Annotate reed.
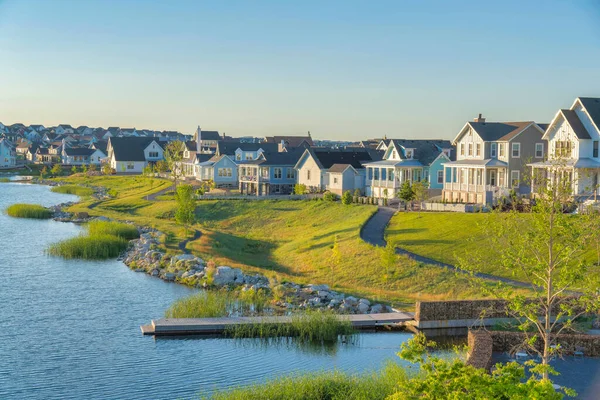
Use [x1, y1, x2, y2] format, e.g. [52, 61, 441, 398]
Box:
[165, 289, 270, 319]
[50, 185, 94, 197]
[6, 203, 52, 219]
[47, 234, 128, 259]
[87, 220, 139, 240]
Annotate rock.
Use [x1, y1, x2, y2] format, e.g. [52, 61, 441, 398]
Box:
[344, 296, 358, 306]
[75, 211, 89, 219]
[96, 216, 110, 222]
[370, 304, 384, 314]
[357, 302, 370, 313]
[593, 319, 600, 329]
[358, 298, 371, 306]
[317, 290, 331, 299]
[213, 266, 238, 286]
[308, 284, 330, 291]
[150, 269, 159, 277]
[164, 272, 176, 282]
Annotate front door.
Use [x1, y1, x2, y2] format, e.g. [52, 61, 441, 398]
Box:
[489, 170, 496, 186]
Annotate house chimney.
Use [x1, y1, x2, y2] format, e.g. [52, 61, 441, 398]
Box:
[474, 113, 486, 123]
[196, 126, 201, 154]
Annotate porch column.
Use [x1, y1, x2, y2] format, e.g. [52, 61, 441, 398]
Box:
[482, 167, 487, 189]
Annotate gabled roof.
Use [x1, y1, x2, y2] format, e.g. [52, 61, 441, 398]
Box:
[466, 121, 533, 142]
[560, 109, 591, 139]
[263, 135, 314, 147]
[108, 137, 162, 162]
[387, 139, 454, 165]
[216, 140, 279, 155]
[578, 97, 600, 133]
[194, 153, 213, 163]
[197, 130, 221, 141]
[328, 164, 357, 174]
[64, 147, 96, 156]
[296, 148, 376, 170]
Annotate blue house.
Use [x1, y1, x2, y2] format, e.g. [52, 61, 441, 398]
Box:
[196, 154, 238, 188]
[238, 150, 304, 195]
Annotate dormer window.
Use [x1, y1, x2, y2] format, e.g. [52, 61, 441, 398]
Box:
[405, 149, 414, 159]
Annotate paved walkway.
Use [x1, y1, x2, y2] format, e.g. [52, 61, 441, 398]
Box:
[360, 207, 531, 288]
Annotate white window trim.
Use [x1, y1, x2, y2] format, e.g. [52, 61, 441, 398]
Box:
[511, 170, 520, 187]
[468, 143, 473, 156]
[437, 170, 443, 184]
[511, 143, 521, 158]
[490, 143, 497, 158]
[476, 143, 481, 157]
[535, 143, 544, 158]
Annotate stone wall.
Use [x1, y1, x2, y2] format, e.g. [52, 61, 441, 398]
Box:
[490, 331, 600, 357]
[415, 300, 509, 322]
[466, 330, 493, 370]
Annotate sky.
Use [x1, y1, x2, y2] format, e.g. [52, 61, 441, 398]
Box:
[0, 0, 599, 140]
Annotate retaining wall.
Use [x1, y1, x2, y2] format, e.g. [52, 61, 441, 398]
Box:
[466, 330, 493, 370]
[490, 331, 600, 357]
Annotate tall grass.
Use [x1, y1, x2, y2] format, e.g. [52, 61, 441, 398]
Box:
[87, 220, 139, 240]
[209, 362, 407, 400]
[47, 234, 128, 259]
[51, 185, 94, 196]
[5, 203, 52, 219]
[165, 290, 270, 318]
[225, 310, 356, 343]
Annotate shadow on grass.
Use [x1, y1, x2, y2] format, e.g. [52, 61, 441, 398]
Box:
[310, 227, 356, 241]
[385, 228, 427, 235]
[209, 231, 298, 276]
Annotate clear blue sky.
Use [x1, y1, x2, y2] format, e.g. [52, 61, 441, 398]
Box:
[1, 0, 599, 140]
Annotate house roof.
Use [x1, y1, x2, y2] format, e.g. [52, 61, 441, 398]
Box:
[194, 154, 213, 163]
[198, 130, 221, 141]
[578, 97, 600, 132]
[328, 164, 356, 173]
[237, 149, 304, 166]
[109, 137, 162, 161]
[216, 141, 279, 155]
[300, 148, 376, 170]
[263, 135, 314, 147]
[64, 147, 96, 156]
[443, 159, 508, 167]
[529, 158, 600, 169]
[560, 109, 591, 139]
[388, 139, 454, 165]
[467, 121, 533, 142]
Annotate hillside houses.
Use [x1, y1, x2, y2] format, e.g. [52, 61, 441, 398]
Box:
[107, 137, 165, 173]
[0, 138, 16, 168]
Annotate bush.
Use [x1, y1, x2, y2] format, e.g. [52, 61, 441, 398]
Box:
[47, 234, 129, 259]
[341, 191, 353, 205]
[5, 203, 52, 219]
[294, 184, 307, 195]
[51, 185, 94, 197]
[87, 220, 139, 240]
[322, 191, 338, 202]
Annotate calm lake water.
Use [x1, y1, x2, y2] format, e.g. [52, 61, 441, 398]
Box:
[0, 183, 414, 400]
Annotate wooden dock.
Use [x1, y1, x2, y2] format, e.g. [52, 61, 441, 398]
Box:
[141, 312, 414, 336]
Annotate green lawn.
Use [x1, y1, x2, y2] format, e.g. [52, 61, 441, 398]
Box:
[54, 176, 517, 307]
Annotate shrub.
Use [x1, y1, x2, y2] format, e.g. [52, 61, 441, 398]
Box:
[322, 191, 338, 202]
[51, 185, 94, 197]
[47, 234, 128, 259]
[5, 203, 52, 219]
[294, 184, 307, 195]
[341, 190, 353, 205]
[87, 220, 139, 240]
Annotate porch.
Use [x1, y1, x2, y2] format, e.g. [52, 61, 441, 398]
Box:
[530, 159, 600, 200]
[365, 163, 424, 199]
[442, 161, 510, 205]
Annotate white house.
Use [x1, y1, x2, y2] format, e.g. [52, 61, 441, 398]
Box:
[326, 164, 363, 196]
[62, 146, 106, 165]
[107, 137, 164, 173]
[530, 97, 600, 198]
[0, 138, 16, 168]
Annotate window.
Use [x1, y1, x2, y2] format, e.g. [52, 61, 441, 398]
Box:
[392, 150, 397, 159]
[490, 143, 497, 158]
[554, 141, 572, 158]
[511, 143, 520, 158]
[126, 162, 134, 170]
[307, 170, 311, 180]
[274, 168, 282, 179]
[499, 143, 504, 157]
[148, 151, 159, 158]
[468, 143, 473, 156]
[218, 168, 232, 177]
[535, 143, 544, 158]
[388, 169, 394, 181]
[374, 168, 379, 180]
[437, 170, 443, 184]
[405, 149, 413, 159]
[460, 143, 465, 156]
[476, 143, 481, 157]
[367, 168, 373, 180]
[333, 177, 338, 184]
[246, 153, 254, 160]
[286, 168, 295, 179]
[594, 141, 599, 158]
[381, 168, 386, 181]
[236, 153, 241, 161]
[511, 170, 520, 187]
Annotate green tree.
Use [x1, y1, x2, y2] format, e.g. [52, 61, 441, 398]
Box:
[164, 140, 185, 188]
[154, 160, 168, 175]
[50, 164, 62, 177]
[341, 190, 353, 205]
[397, 181, 415, 210]
[88, 163, 97, 172]
[40, 166, 48, 179]
[459, 161, 600, 380]
[175, 184, 196, 235]
[412, 180, 430, 215]
[101, 163, 112, 175]
[294, 183, 307, 195]
[82, 164, 88, 174]
[71, 166, 78, 175]
[143, 164, 155, 200]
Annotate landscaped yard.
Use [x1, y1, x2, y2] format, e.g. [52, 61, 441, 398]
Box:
[56, 176, 520, 306]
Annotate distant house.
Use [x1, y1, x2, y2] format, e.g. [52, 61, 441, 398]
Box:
[294, 148, 381, 193]
[107, 137, 164, 173]
[529, 97, 600, 199]
[0, 138, 16, 168]
[195, 154, 238, 187]
[263, 135, 313, 151]
[216, 141, 279, 161]
[55, 124, 75, 135]
[62, 146, 105, 165]
[442, 115, 546, 204]
[363, 139, 454, 199]
[193, 127, 222, 153]
[35, 145, 62, 164]
[238, 149, 303, 195]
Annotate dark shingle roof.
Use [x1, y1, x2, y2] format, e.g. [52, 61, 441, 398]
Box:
[216, 141, 279, 155]
[328, 164, 355, 173]
[64, 147, 96, 156]
[579, 97, 600, 132]
[263, 136, 314, 147]
[109, 137, 161, 161]
[467, 121, 532, 142]
[561, 109, 591, 139]
[198, 130, 221, 141]
[310, 149, 375, 170]
[388, 139, 453, 165]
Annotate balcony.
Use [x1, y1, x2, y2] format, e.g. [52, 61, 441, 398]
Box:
[443, 182, 508, 192]
[367, 179, 398, 189]
[240, 175, 258, 182]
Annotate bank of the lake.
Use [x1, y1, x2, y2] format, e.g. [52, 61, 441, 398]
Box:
[0, 183, 420, 400]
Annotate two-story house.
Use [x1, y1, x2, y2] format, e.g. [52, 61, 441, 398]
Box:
[529, 97, 600, 198]
[107, 137, 164, 173]
[195, 154, 238, 187]
[238, 149, 303, 195]
[363, 139, 454, 199]
[442, 114, 546, 204]
[0, 138, 16, 168]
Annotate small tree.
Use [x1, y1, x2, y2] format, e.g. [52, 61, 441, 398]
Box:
[412, 180, 430, 215]
[71, 166, 78, 175]
[175, 184, 196, 235]
[397, 181, 415, 210]
[164, 140, 185, 188]
[102, 163, 112, 175]
[50, 164, 62, 177]
[40, 166, 48, 179]
[88, 163, 97, 173]
[82, 164, 88, 174]
[294, 183, 307, 195]
[154, 160, 168, 175]
[382, 188, 389, 206]
[353, 189, 361, 203]
[341, 190, 353, 205]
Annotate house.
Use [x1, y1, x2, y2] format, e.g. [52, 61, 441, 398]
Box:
[62, 146, 105, 165]
[442, 114, 546, 204]
[25, 144, 39, 162]
[529, 97, 600, 199]
[0, 138, 16, 168]
[363, 139, 454, 199]
[55, 124, 75, 135]
[193, 127, 222, 153]
[294, 148, 381, 193]
[107, 137, 164, 173]
[326, 164, 363, 196]
[263, 135, 314, 151]
[35, 144, 62, 164]
[238, 149, 304, 195]
[216, 141, 279, 161]
[195, 154, 238, 187]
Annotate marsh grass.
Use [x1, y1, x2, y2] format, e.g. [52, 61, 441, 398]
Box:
[164, 289, 270, 319]
[6, 203, 52, 219]
[0, 177, 10, 183]
[47, 234, 128, 259]
[88, 220, 139, 240]
[225, 310, 356, 344]
[51, 185, 94, 197]
[208, 362, 407, 400]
